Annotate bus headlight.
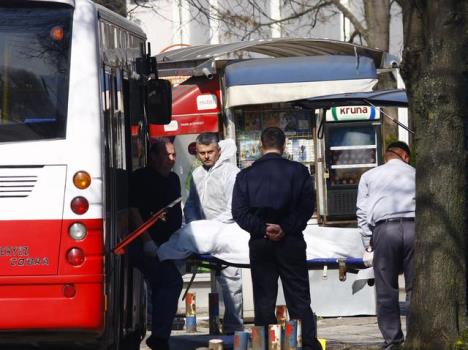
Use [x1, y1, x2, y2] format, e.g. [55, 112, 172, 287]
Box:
[68, 222, 87, 240]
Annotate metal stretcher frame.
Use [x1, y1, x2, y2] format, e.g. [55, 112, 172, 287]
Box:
[182, 254, 367, 299]
[192, 254, 366, 270]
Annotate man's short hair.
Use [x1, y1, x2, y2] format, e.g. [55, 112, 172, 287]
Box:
[150, 137, 171, 156]
[387, 141, 411, 157]
[261, 127, 286, 150]
[196, 132, 219, 146]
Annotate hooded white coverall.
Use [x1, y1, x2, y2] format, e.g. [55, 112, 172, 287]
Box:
[184, 139, 243, 333]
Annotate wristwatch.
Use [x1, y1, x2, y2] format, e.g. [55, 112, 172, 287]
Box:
[365, 246, 373, 253]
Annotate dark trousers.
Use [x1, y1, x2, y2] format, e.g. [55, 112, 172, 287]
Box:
[373, 220, 414, 348]
[249, 235, 321, 350]
[129, 242, 183, 340]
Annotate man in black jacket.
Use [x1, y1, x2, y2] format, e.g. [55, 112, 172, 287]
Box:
[232, 127, 321, 350]
[129, 138, 183, 350]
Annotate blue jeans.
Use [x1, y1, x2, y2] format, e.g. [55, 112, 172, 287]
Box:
[129, 241, 183, 339]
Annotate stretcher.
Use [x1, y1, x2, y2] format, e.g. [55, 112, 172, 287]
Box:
[190, 254, 366, 271]
[180, 253, 370, 334]
[113, 197, 182, 255]
[182, 254, 367, 299]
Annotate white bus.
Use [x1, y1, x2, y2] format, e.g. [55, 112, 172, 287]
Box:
[0, 0, 170, 348]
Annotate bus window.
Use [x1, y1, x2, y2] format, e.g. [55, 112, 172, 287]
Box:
[0, 5, 73, 142]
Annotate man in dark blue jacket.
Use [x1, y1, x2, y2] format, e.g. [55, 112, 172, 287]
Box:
[232, 127, 321, 350]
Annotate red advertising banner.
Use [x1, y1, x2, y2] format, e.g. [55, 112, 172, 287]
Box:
[149, 113, 219, 137]
[149, 76, 221, 137]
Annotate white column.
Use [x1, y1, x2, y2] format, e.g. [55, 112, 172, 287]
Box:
[209, 0, 220, 44]
[270, 0, 281, 38]
[394, 69, 409, 143]
[172, 0, 191, 44]
[224, 109, 236, 142]
[172, 0, 182, 43]
[339, 0, 351, 41]
[181, 0, 191, 44]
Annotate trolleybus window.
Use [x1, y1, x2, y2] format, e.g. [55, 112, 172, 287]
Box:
[0, 5, 72, 142]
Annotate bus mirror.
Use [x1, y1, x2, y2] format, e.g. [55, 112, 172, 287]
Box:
[146, 79, 172, 125]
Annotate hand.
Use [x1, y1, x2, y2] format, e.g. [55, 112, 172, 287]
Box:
[265, 223, 285, 241]
[143, 240, 159, 257]
[363, 250, 374, 267]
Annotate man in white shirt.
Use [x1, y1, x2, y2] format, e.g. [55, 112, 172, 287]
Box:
[356, 141, 415, 350]
[184, 133, 243, 334]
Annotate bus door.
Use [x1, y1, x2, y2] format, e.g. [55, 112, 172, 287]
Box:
[102, 64, 146, 347]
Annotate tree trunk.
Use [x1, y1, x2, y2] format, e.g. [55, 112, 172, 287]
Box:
[399, 1, 468, 349]
[363, 0, 390, 51]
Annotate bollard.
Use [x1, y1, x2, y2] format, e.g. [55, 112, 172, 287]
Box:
[296, 319, 302, 350]
[233, 331, 249, 350]
[268, 324, 282, 350]
[186, 292, 196, 315]
[338, 258, 347, 281]
[209, 292, 221, 335]
[275, 305, 288, 327]
[251, 325, 266, 350]
[208, 338, 224, 350]
[322, 265, 328, 280]
[186, 315, 197, 332]
[185, 292, 197, 332]
[284, 320, 297, 350]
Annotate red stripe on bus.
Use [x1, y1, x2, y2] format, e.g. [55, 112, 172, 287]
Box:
[0, 283, 104, 330]
[0, 218, 105, 330]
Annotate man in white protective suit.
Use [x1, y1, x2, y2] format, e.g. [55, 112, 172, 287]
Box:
[184, 132, 243, 334]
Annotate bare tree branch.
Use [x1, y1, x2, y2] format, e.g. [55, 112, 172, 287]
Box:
[328, 0, 368, 40]
[127, 0, 398, 50]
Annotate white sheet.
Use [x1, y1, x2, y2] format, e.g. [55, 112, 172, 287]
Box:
[157, 220, 365, 264]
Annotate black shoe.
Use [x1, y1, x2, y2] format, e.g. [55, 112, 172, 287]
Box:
[146, 336, 170, 350]
[303, 338, 324, 350]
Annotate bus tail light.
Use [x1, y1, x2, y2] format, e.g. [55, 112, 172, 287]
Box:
[63, 284, 76, 298]
[67, 248, 85, 266]
[68, 222, 87, 240]
[71, 196, 89, 215]
[73, 171, 91, 189]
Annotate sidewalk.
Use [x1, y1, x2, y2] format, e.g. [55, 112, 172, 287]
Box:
[142, 315, 407, 350]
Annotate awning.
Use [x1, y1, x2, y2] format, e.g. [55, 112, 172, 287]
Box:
[295, 89, 408, 109]
[155, 38, 397, 78]
[295, 89, 413, 134]
[150, 76, 220, 137]
[224, 56, 378, 108]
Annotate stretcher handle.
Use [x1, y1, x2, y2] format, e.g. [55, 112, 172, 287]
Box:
[113, 197, 182, 255]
